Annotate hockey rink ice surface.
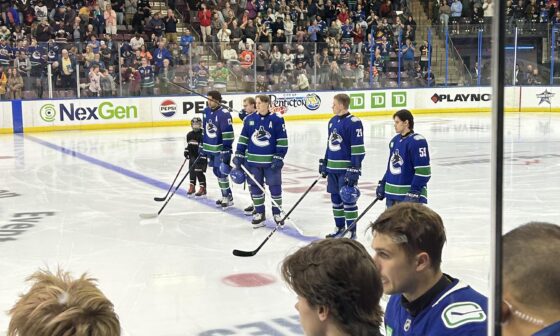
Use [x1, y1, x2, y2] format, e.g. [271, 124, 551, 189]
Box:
[1, 113, 559, 335]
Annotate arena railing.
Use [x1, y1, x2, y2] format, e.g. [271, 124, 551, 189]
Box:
[5, 23, 558, 101]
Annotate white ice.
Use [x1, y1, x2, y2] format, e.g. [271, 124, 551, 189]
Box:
[0, 113, 559, 335]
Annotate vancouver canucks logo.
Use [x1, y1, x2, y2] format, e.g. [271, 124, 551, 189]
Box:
[206, 119, 217, 139]
[328, 128, 343, 152]
[389, 149, 404, 175]
[251, 126, 271, 147]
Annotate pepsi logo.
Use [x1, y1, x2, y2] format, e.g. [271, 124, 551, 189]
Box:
[160, 99, 177, 118]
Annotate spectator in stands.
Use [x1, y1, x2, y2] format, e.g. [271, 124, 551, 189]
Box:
[104, 4, 118, 35]
[199, 5, 214, 44]
[296, 68, 310, 90]
[147, 12, 165, 37]
[328, 60, 341, 89]
[211, 61, 229, 92]
[530, 67, 542, 85]
[129, 66, 141, 95]
[158, 58, 174, 95]
[239, 44, 255, 69]
[418, 40, 431, 72]
[0, 66, 6, 97]
[192, 59, 209, 90]
[179, 28, 194, 61]
[255, 74, 270, 92]
[316, 48, 331, 88]
[100, 68, 114, 96]
[153, 40, 172, 74]
[242, 19, 257, 42]
[125, 0, 137, 28]
[284, 15, 294, 43]
[450, 0, 463, 32]
[222, 43, 238, 64]
[164, 9, 178, 44]
[401, 37, 415, 76]
[113, 0, 125, 26]
[139, 44, 153, 62]
[217, 22, 232, 54]
[92, 4, 105, 35]
[482, 0, 493, 18]
[501, 222, 560, 336]
[139, 56, 155, 95]
[87, 64, 101, 96]
[7, 268, 120, 336]
[15, 52, 31, 87]
[59, 49, 76, 91]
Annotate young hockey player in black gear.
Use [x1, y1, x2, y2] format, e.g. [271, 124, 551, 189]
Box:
[185, 117, 208, 197]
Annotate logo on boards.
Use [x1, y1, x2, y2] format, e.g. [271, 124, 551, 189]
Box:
[349, 92, 407, 110]
[39, 102, 138, 122]
[160, 99, 177, 118]
[536, 89, 555, 105]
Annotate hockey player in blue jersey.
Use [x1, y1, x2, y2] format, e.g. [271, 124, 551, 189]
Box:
[502, 222, 560, 336]
[238, 96, 257, 216]
[200, 90, 235, 208]
[370, 203, 488, 336]
[233, 94, 288, 228]
[319, 94, 365, 239]
[376, 109, 431, 207]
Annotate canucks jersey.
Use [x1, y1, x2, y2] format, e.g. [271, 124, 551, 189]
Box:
[138, 65, 155, 87]
[384, 278, 488, 336]
[382, 132, 430, 202]
[324, 113, 365, 173]
[202, 106, 234, 154]
[236, 111, 288, 167]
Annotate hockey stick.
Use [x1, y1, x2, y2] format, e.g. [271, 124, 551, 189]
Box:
[168, 81, 242, 114]
[140, 156, 201, 219]
[233, 173, 322, 257]
[154, 158, 187, 202]
[238, 164, 306, 235]
[337, 197, 380, 238]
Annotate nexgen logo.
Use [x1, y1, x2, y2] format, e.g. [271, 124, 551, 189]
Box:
[40, 102, 138, 122]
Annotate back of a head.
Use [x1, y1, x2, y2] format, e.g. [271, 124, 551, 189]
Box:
[281, 238, 383, 335]
[8, 269, 120, 336]
[503, 222, 560, 311]
[369, 203, 446, 270]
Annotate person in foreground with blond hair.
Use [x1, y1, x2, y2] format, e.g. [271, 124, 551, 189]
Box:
[8, 268, 120, 336]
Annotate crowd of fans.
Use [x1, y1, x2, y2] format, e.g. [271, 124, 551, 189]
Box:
[0, 0, 556, 100]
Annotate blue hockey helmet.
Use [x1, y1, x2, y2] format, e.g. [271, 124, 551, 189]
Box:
[340, 185, 361, 203]
[219, 162, 232, 175]
[230, 167, 246, 184]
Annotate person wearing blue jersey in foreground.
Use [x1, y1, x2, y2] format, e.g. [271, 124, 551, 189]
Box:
[502, 222, 560, 336]
[320, 93, 365, 239]
[376, 109, 431, 207]
[370, 203, 488, 336]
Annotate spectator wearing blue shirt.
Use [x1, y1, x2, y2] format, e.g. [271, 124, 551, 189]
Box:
[152, 41, 172, 74]
[307, 20, 320, 42]
[401, 37, 415, 76]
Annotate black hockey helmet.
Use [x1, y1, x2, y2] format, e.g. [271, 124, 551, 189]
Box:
[191, 117, 202, 128]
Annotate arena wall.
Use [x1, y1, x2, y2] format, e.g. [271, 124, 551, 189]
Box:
[0, 86, 558, 133]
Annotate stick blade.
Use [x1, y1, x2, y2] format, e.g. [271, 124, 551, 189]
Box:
[232, 249, 257, 257]
[139, 213, 158, 219]
[153, 197, 166, 202]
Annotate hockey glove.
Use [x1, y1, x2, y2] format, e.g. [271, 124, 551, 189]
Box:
[403, 190, 421, 203]
[318, 158, 327, 178]
[232, 152, 245, 168]
[344, 167, 361, 187]
[271, 155, 284, 170]
[376, 180, 385, 200]
[183, 149, 190, 159]
[221, 149, 232, 164]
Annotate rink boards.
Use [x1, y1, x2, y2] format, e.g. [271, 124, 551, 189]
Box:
[0, 86, 558, 133]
